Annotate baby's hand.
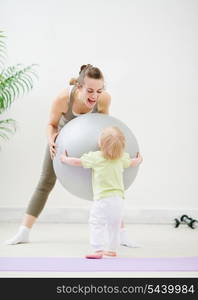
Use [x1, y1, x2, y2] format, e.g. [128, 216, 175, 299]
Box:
[60, 154, 66, 163]
[136, 152, 143, 165]
[131, 152, 143, 167]
[60, 150, 68, 163]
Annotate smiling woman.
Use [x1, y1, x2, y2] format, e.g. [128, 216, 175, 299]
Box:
[68, 65, 106, 116]
[70, 64, 104, 109]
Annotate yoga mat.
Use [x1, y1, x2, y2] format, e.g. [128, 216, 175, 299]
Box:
[0, 257, 198, 272]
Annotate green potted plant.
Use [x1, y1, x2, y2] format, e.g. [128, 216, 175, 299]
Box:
[0, 31, 38, 143]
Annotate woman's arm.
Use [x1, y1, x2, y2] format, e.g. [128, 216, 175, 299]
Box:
[47, 89, 69, 159]
[97, 91, 111, 114]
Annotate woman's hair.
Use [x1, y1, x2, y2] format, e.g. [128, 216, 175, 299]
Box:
[100, 126, 126, 160]
[69, 64, 104, 86]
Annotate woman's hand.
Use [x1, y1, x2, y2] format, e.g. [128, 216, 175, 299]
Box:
[49, 132, 59, 159]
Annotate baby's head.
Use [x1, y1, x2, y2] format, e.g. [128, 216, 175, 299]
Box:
[99, 126, 126, 160]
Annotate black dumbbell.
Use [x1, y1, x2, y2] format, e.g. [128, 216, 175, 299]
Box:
[174, 218, 181, 228]
[174, 215, 198, 229]
[180, 214, 197, 229]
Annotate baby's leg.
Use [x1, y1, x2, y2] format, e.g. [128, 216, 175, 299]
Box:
[85, 200, 106, 259]
[106, 196, 123, 255]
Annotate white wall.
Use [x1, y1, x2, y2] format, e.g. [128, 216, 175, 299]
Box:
[0, 0, 198, 221]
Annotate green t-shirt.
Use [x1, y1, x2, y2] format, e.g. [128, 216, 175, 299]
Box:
[81, 151, 131, 200]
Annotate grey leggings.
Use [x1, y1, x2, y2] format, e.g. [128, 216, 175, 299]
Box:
[26, 146, 56, 217]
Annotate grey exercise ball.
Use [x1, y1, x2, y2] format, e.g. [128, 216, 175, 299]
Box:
[53, 113, 139, 200]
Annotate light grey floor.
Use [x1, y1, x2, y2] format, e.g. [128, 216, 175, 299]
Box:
[0, 223, 198, 278]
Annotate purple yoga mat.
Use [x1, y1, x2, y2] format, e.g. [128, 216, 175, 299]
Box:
[0, 257, 198, 272]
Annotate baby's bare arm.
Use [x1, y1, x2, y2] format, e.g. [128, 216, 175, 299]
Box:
[60, 153, 82, 166]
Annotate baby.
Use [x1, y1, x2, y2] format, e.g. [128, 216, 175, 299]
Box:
[61, 126, 142, 258]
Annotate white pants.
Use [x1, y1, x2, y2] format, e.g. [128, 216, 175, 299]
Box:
[89, 196, 123, 252]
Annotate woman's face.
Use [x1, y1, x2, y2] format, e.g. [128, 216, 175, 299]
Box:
[78, 76, 104, 109]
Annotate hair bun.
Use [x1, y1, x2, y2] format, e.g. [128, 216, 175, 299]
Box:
[79, 64, 93, 74]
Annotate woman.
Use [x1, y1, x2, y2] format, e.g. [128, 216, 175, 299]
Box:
[5, 64, 134, 247]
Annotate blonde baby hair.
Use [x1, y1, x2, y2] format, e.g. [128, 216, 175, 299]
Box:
[100, 126, 126, 160]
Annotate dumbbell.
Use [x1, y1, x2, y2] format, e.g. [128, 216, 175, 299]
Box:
[174, 214, 198, 229]
[180, 214, 197, 229]
[174, 218, 181, 228]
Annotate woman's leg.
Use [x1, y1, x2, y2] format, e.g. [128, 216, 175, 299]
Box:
[120, 220, 133, 247]
[25, 145, 57, 217]
[22, 214, 37, 229]
[5, 146, 56, 245]
[120, 221, 141, 248]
